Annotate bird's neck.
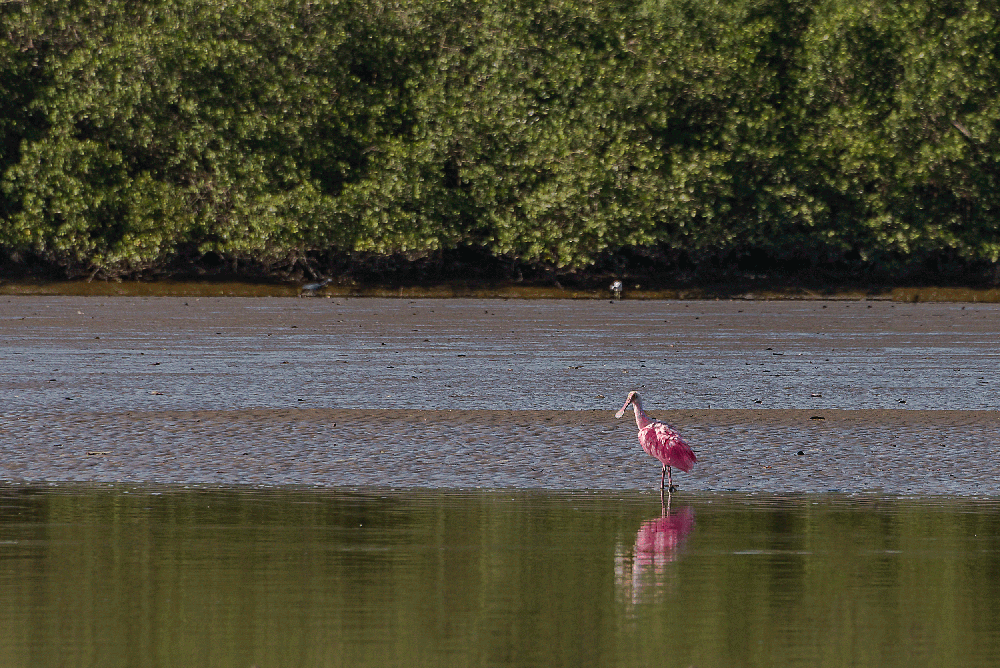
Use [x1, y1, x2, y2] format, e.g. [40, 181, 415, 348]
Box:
[632, 403, 652, 429]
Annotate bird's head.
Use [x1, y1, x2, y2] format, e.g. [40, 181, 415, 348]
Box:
[615, 391, 641, 418]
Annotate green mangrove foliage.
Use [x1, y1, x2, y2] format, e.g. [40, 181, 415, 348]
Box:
[1, 0, 999, 279]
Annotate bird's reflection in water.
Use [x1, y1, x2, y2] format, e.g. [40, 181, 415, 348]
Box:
[615, 491, 695, 605]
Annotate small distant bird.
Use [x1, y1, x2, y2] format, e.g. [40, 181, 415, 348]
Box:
[616, 391, 697, 491]
[610, 280, 623, 299]
[300, 278, 332, 296]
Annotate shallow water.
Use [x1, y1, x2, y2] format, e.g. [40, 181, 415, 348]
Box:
[1, 408, 998, 495]
[2, 296, 998, 413]
[2, 485, 1000, 668]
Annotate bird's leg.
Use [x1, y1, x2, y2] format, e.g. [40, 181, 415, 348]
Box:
[667, 466, 676, 493]
[660, 464, 666, 490]
[660, 486, 672, 514]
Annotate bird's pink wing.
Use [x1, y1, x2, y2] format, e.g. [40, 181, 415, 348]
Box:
[638, 422, 697, 472]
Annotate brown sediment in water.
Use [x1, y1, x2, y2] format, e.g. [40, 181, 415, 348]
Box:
[2, 279, 1000, 301]
[116, 407, 1000, 427]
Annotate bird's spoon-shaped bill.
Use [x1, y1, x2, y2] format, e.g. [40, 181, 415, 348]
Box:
[615, 398, 632, 419]
[615, 391, 639, 419]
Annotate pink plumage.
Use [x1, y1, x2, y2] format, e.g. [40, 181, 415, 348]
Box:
[638, 423, 697, 473]
[616, 391, 697, 490]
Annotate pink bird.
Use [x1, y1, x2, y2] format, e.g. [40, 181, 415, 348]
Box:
[616, 391, 697, 491]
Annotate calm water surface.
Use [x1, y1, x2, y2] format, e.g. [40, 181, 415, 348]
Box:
[2, 485, 1000, 668]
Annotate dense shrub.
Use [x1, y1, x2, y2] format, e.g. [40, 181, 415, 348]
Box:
[1, 0, 998, 281]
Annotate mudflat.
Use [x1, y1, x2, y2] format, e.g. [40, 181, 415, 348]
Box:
[4, 407, 999, 494]
[1, 296, 997, 493]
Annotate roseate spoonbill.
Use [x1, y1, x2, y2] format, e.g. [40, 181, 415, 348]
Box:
[616, 391, 697, 491]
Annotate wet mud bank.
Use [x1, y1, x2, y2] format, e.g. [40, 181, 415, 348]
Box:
[3, 279, 1000, 302]
[2, 408, 998, 495]
[2, 295, 997, 494]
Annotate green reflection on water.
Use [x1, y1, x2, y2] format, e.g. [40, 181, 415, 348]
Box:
[1, 486, 999, 667]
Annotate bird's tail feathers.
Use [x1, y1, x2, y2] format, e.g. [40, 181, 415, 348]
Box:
[669, 443, 697, 472]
